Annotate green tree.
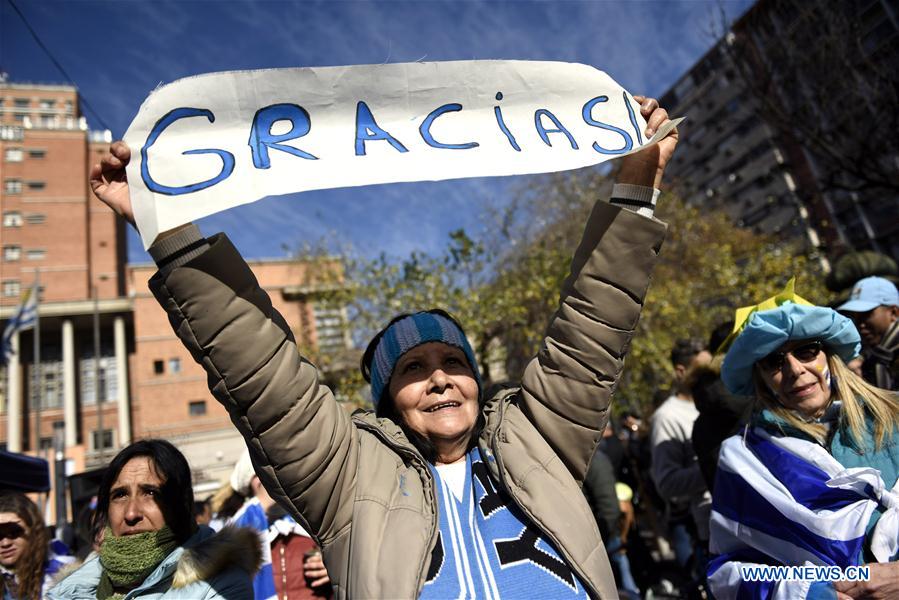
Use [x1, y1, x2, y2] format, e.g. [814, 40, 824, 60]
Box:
[299, 168, 831, 415]
[624, 188, 831, 413]
[477, 169, 831, 414]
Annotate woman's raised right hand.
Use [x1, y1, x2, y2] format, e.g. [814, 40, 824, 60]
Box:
[90, 141, 135, 228]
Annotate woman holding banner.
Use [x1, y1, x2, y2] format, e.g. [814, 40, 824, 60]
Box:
[90, 96, 676, 599]
[708, 284, 899, 600]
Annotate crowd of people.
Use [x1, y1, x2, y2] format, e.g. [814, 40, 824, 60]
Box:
[2, 90, 897, 599]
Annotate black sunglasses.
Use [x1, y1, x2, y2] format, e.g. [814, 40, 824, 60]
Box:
[758, 340, 825, 373]
[0, 522, 26, 540]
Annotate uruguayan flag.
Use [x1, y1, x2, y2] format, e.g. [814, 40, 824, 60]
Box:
[708, 426, 899, 599]
[1, 285, 37, 365]
[230, 497, 277, 600]
[43, 538, 76, 592]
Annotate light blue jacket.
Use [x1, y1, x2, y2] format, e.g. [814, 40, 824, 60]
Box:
[46, 526, 259, 599]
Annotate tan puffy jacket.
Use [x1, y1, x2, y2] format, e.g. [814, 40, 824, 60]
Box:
[149, 201, 666, 599]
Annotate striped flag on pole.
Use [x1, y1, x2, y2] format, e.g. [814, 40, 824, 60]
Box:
[1, 284, 38, 365]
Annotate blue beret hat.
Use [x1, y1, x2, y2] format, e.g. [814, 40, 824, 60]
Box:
[721, 303, 861, 396]
[369, 312, 481, 407]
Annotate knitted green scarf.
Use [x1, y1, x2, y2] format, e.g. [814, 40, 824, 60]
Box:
[97, 526, 178, 600]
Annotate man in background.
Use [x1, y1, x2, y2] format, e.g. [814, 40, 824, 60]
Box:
[838, 276, 899, 390]
[650, 339, 712, 571]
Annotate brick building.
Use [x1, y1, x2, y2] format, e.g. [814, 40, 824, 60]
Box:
[0, 82, 126, 468]
[1, 81, 350, 514]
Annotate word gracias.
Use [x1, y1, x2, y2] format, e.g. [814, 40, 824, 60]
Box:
[140, 91, 646, 196]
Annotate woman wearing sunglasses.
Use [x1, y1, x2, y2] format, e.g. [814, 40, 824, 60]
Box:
[0, 493, 73, 600]
[706, 284, 899, 600]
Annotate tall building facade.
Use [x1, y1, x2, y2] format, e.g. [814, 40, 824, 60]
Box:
[0, 82, 127, 470]
[1, 81, 350, 511]
[660, 0, 899, 261]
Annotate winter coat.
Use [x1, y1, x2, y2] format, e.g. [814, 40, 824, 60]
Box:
[46, 527, 260, 599]
[582, 449, 622, 541]
[691, 368, 754, 492]
[147, 201, 666, 599]
[862, 318, 899, 391]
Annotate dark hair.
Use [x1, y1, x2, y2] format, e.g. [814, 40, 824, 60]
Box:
[215, 490, 246, 521]
[0, 493, 48, 600]
[93, 439, 196, 543]
[361, 308, 484, 462]
[709, 320, 735, 355]
[670, 337, 707, 368]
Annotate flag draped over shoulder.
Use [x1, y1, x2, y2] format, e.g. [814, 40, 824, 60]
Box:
[1, 285, 37, 365]
[708, 425, 899, 599]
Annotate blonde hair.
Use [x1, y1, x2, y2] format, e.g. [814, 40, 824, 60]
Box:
[753, 352, 899, 450]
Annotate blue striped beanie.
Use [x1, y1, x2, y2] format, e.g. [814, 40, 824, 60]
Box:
[370, 312, 481, 407]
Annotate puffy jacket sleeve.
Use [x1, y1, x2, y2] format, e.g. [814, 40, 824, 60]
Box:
[518, 201, 666, 483]
[149, 233, 356, 546]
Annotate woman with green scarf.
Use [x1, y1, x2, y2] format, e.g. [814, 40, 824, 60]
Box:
[48, 440, 261, 599]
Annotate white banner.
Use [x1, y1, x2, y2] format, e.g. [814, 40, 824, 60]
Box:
[123, 60, 680, 248]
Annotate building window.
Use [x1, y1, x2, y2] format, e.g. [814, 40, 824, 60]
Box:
[27, 181, 46, 191]
[168, 357, 181, 374]
[27, 149, 46, 159]
[40, 422, 65, 451]
[2, 281, 20, 297]
[0, 364, 7, 414]
[91, 429, 115, 452]
[39, 115, 56, 128]
[3, 212, 23, 227]
[3, 245, 21, 261]
[28, 349, 63, 409]
[189, 400, 207, 416]
[64, 100, 73, 114]
[4, 179, 22, 194]
[80, 346, 117, 405]
[13, 98, 29, 109]
[38, 99, 55, 110]
[313, 303, 349, 353]
[24, 213, 46, 225]
[4, 147, 23, 162]
[26, 249, 46, 261]
[153, 360, 164, 375]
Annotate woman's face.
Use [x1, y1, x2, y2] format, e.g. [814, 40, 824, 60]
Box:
[107, 456, 167, 537]
[388, 342, 479, 463]
[0, 513, 28, 569]
[757, 340, 832, 418]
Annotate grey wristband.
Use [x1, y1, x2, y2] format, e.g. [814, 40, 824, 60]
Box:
[148, 224, 210, 276]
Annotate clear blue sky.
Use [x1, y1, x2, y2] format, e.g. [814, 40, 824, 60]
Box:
[1, 0, 753, 263]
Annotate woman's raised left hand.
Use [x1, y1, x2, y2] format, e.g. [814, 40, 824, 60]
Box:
[616, 95, 678, 189]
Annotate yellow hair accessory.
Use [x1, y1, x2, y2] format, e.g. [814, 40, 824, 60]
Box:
[717, 277, 813, 354]
[615, 482, 634, 503]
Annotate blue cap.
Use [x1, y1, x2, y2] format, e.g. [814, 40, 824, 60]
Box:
[370, 312, 481, 406]
[838, 276, 899, 313]
[721, 303, 861, 396]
